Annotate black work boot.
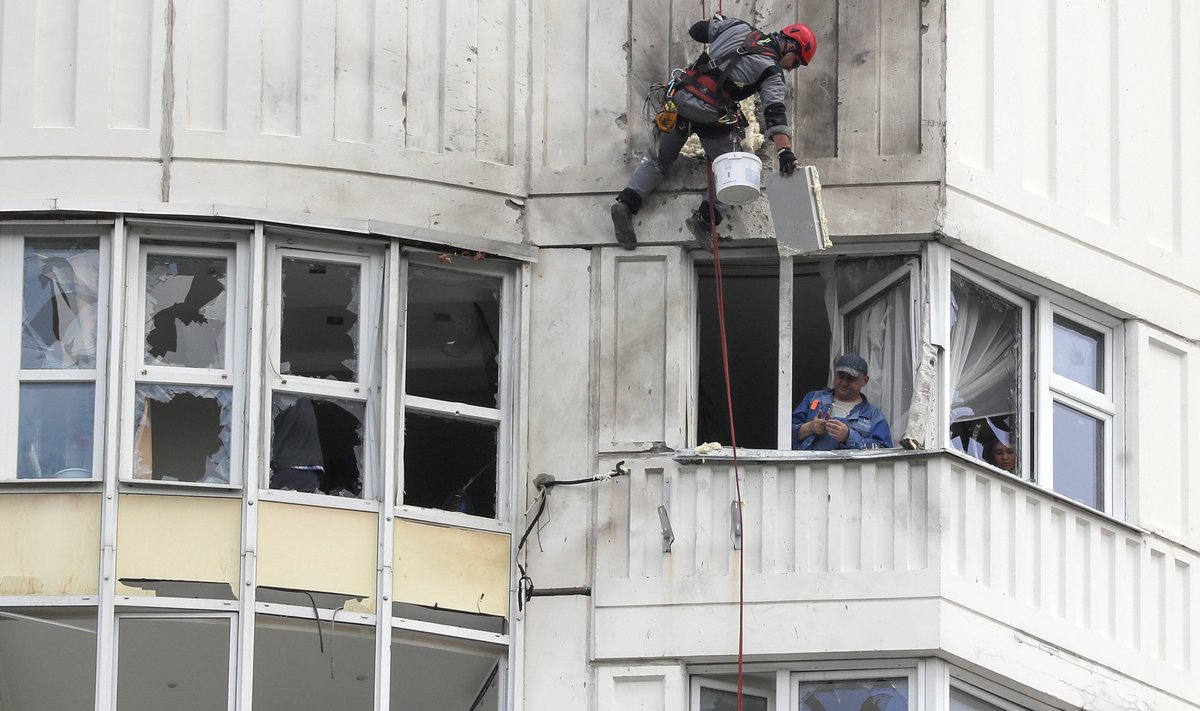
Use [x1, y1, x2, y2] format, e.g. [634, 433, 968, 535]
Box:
[686, 202, 721, 251]
[611, 189, 642, 250]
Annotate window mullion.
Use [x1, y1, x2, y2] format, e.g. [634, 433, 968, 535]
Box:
[777, 255, 793, 450]
[1034, 296, 1054, 488]
[0, 235, 19, 476]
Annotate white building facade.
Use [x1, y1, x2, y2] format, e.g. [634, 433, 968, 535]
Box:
[0, 1, 1195, 710]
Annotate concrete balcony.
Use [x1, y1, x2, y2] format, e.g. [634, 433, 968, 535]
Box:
[593, 450, 1199, 707]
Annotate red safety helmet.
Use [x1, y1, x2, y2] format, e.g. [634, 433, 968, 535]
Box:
[779, 23, 817, 66]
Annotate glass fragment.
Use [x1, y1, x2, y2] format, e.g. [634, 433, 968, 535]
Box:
[144, 254, 228, 368]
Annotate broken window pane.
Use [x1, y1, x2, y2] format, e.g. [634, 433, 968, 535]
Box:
[22, 238, 100, 369]
[270, 394, 365, 497]
[0, 607, 97, 710]
[406, 265, 502, 408]
[403, 412, 496, 517]
[133, 385, 232, 484]
[18, 383, 94, 478]
[145, 254, 228, 368]
[280, 258, 360, 381]
[116, 617, 231, 710]
[253, 615, 374, 711]
[948, 275, 1021, 472]
[390, 632, 503, 711]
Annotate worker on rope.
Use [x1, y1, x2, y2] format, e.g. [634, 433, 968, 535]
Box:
[610, 15, 817, 251]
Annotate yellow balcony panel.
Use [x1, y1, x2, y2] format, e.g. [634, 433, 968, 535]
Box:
[393, 519, 510, 618]
[0, 494, 101, 596]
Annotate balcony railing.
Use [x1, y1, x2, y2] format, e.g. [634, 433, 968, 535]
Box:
[593, 449, 1197, 702]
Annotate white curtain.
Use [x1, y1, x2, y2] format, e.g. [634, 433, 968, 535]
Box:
[947, 275, 1020, 462]
[843, 276, 913, 437]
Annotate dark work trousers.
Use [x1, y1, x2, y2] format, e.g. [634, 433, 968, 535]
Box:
[624, 121, 741, 220]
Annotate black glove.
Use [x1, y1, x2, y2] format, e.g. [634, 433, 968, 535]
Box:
[778, 148, 797, 177]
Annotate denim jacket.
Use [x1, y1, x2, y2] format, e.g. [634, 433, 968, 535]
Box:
[791, 389, 894, 451]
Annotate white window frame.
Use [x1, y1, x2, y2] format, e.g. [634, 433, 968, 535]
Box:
[690, 674, 775, 711]
[948, 257, 1124, 515]
[111, 611, 237, 711]
[262, 238, 385, 504]
[0, 225, 110, 482]
[120, 236, 246, 489]
[792, 666, 919, 711]
[1036, 302, 1120, 513]
[946, 265, 1034, 477]
[396, 252, 517, 526]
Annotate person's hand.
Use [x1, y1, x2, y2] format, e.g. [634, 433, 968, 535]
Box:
[808, 413, 828, 436]
[825, 419, 850, 443]
[778, 148, 797, 177]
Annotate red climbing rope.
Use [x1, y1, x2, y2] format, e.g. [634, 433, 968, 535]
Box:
[705, 164, 745, 711]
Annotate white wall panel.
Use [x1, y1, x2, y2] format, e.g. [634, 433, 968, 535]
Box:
[183, 0, 228, 131]
[33, 0, 79, 128]
[946, 0, 1200, 337]
[259, 0, 302, 136]
[109, 0, 155, 130]
[596, 665, 686, 711]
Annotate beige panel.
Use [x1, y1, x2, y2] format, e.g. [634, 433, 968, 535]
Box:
[392, 519, 509, 618]
[115, 494, 241, 598]
[0, 494, 101, 595]
[258, 501, 377, 612]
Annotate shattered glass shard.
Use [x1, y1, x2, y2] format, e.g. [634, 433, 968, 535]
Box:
[21, 239, 100, 370]
[144, 255, 228, 368]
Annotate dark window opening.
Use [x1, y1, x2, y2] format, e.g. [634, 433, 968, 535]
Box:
[403, 413, 497, 518]
[280, 258, 360, 381]
[405, 266, 502, 408]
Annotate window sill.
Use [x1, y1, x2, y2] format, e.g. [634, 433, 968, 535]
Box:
[119, 478, 242, 497]
[394, 505, 508, 534]
[257, 487, 380, 513]
[0, 478, 102, 493]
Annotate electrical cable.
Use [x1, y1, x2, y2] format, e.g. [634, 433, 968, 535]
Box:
[706, 164, 745, 711]
[466, 662, 501, 711]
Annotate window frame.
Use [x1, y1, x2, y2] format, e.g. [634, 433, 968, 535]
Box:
[261, 238, 385, 504]
[0, 224, 111, 483]
[690, 674, 775, 711]
[792, 666, 918, 711]
[111, 611, 238, 711]
[947, 256, 1124, 515]
[120, 235, 246, 489]
[395, 251, 518, 526]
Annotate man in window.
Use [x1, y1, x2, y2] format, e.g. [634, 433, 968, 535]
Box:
[792, 354, 893, 450]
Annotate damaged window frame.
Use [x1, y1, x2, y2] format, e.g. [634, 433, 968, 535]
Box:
[113, 611, 237, 711]
[121, 233, 246, 489]
[263, 237, 384, 504]
[0, 225, 110, 482]
[945, 256, 1123, 515]
[692, 245, 924, 451]
[396, 251, 516, 524]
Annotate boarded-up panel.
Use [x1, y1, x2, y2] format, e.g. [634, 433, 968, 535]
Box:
[115, 493, 241, 598]
[598, 248, 688, 450]
[0, 494, 101, 595]
[257, 501, 377, 611]
[392, 519, 509, 618]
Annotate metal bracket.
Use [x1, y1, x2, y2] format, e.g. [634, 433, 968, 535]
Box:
[657, 506, 675, 553]
[730, 500, 743, 550]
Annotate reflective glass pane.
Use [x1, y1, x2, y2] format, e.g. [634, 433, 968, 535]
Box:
[950, 688, 1009, 711]
[948, 275, 1022, 473]
[797, 678, 909, 711]
[133, 385, 232, 484]
[405, 265, 502, 408]
[403, 412, 497, 517]
[701, 687, 769, 711]
[22, 238, 100, 369]
[1053, 316, 1103, 391]
[18, 383, 94, 478]
[390, 632, 503, 711]
[116, 617, 231, 711]
[0, 608, 97, 710]
[253, 616, 373, 711]
[270, 394, 366, 497]
[1053, 403, 1103, 508]
[145, 254, 228, 368]
[280, 258, 360, 381]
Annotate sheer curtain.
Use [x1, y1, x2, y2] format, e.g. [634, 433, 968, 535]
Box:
[844, 277, 913, 437]
[948, 275, 1021, 463]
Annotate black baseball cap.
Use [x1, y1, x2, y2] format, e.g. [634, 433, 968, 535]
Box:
[833, 353, 869, 378]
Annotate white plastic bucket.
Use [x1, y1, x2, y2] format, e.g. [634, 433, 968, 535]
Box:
[711, 151, 763, 205]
